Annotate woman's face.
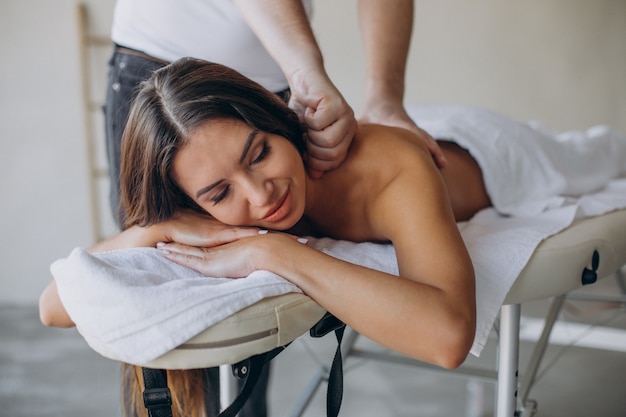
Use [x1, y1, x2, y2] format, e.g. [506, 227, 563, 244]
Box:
[171, 118, 307, 230]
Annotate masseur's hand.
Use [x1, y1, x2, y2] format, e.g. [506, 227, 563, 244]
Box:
[358, 100, 447, 169]
[233, 0, 356, 179]
[288, 69, 357, 179]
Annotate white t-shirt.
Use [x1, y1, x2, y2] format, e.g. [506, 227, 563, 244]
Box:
[112, 0, 313, 92]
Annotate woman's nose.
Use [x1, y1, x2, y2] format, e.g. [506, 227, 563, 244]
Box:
[244, 176, 273, 207]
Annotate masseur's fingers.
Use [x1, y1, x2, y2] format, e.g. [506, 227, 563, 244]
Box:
[408, 125, 447, 169]
[288, 71, 357, 178]
[302, 105, 356, 177]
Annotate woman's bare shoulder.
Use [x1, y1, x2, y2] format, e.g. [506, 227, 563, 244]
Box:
[353, 123, 431, 153]
[347, 124, 435, 185]
[308, 124, 434, 241]
[347, 124, 432, 178]
[340, 124, 448, 236]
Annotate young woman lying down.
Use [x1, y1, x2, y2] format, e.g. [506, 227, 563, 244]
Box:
[39, 58, 626, 416]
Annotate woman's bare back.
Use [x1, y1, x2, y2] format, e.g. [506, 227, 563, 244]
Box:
[301, 124, 491, 241]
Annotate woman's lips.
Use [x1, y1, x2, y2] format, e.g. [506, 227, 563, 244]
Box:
[262, 190, 291, 223]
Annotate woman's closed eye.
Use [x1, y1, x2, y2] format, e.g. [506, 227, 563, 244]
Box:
[211, 185, 230, 205]
[251, 142, 271, 165]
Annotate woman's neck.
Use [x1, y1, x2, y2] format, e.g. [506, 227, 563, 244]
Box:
[289, 175, 324, 236]
[304, 175, 322, 216]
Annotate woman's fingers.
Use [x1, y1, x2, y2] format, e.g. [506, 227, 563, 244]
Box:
[208, 227, 264, 246]
[165, 211, 261, 247]
[157, 241, 228, 276]
[157, 233, 310, 277]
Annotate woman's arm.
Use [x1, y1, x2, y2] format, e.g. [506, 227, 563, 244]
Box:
[39, 280, 74, 327]
[275, 146, 474, 368]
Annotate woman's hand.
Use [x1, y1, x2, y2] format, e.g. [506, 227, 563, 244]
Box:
[157, 232, 308, 278]
[158, 210, 261, 248]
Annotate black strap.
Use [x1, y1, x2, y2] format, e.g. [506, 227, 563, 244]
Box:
[142, 368, 172, 417]
[309, 312, 347, 417]
[326, 326, 345, 417]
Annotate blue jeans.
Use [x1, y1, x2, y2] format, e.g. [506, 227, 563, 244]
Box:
[104, 49, 271, 417]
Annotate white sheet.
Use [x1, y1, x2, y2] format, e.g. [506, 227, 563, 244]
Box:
[52, 106, 626, 365]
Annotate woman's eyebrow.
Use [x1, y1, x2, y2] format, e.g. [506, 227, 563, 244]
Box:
[239, 129, 260, 164]
[195, 128, 261, 199]
[196, 179, 223, 199]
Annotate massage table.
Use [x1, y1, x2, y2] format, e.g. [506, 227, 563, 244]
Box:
[137, 208, 626, 417]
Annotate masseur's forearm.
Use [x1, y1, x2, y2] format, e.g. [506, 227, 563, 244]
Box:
[358, 0, 413, 104]
[233, 0, 324, 81]
[356, 1, 447, 168]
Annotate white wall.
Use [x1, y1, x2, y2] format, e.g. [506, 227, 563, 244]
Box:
[1, 0, 624, 305]
[1, 0, 94, 305]
[313, 0, 626, 131]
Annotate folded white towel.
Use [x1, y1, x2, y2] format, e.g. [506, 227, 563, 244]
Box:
[51, 106, 626, 365]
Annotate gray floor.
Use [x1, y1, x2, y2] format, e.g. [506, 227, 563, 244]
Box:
[2, 277, 626, 417]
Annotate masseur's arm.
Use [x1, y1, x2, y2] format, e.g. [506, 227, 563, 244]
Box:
[234, 0, 356, 178]
[356, 0, 447, 168]
[39, 213, 259, 328]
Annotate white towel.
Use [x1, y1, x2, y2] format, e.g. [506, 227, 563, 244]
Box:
[408, 105, 626, 217]
[52, 106, 626, 365]
[52, 248, 303, 364]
